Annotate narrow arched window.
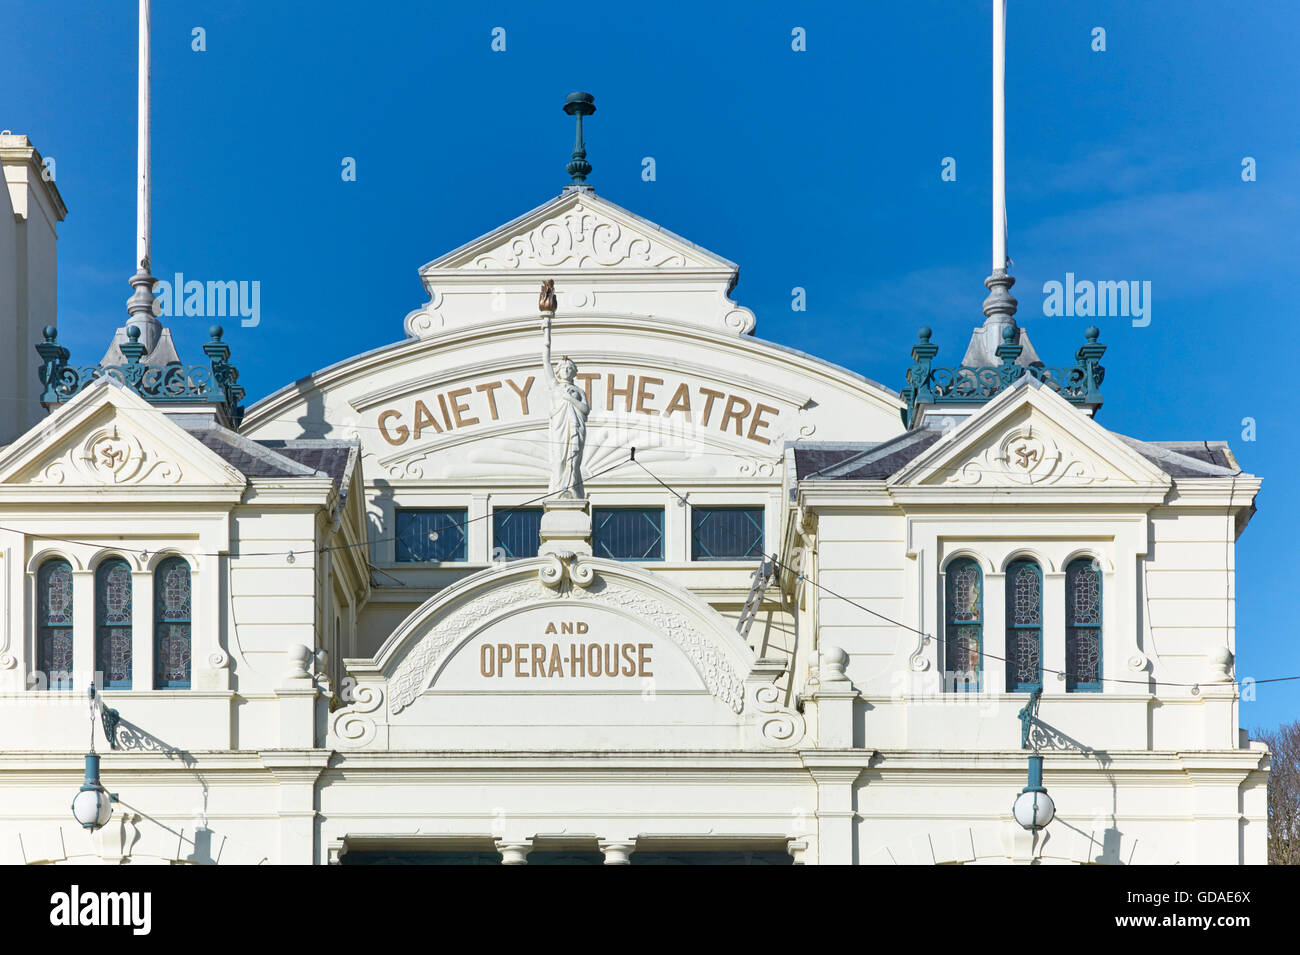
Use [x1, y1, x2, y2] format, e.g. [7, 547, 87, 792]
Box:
[154, 557, 192, 689]
[1005, 560, 1043, 692]
[95, 558, 133, 690]
[945, 558, 982, 692]
[37, 559, 74, 690]
[1066, 558, 1103, 692]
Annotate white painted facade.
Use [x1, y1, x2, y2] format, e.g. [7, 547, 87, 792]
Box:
[0, 180, 1266, 865]
[0, 132, 66, 446]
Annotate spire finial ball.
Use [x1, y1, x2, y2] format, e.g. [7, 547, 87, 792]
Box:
[917, 326, 932, 343]
[209, 325, 224, 340]
[1002, 325, 1017, 342]
[126, 325, 141, 342]
[1085, 326, 1100, 342]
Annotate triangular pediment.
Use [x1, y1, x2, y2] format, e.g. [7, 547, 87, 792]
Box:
[403, 190, 757, 338]
[424, 190, 733, 274]
[0, 380, 247, 490]
[890, 378, 1171, 492]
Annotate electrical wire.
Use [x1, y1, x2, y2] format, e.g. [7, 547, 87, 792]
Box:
[616, 459, 1291, 695]
[13, 428, 1289, 694]
[0, 452, 638, 560]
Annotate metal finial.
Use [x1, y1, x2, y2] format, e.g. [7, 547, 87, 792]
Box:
[563, 91, 596, 186]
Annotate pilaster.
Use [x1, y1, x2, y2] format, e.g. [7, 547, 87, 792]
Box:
[260, 750, 331, 865]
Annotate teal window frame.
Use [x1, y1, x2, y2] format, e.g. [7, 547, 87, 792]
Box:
[690, 506, 765, 561]
[593, 507, 664, 561]
[95, 557, 133, 690]
[1005, 559, 1043, 692]
[944, 557, 983, 693]
[153, 556, 192, 689]
[1065, 558, 1103, 692]
[36, 558, 74, 691]
[395, 508, 469, 563]
[492, 507, 544, 560]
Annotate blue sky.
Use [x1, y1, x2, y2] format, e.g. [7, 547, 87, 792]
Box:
[4, 1, 1297, 728]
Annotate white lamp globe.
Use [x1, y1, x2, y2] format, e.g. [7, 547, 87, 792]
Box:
[71, 752, 114, 831]
[1012, 788, 1055, 831]
[72, 785, 113, 830]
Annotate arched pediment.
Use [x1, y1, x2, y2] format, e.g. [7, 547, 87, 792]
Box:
[355, 554, 754, 712]
[330, 554, 792, 752]
[241, 314, 903, 486]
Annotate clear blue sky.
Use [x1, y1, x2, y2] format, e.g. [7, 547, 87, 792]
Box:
[4, 1, 1297, 729]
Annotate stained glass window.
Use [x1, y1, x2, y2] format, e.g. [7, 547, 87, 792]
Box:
[95, 558, 133, 690]
[154, 557, 192, 689]
[492, 507, 543, 560]
[1005, 560, 1043, 692]
[593, 508, 664, 561]
[1066, 558, 1102, 692]
[37, 559, 74, 691]
[395, 509, 468, 562]
[691, 507, 765, 560]
[945, 557, 982, 692]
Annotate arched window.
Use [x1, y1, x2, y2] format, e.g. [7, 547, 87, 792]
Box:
[154, 557, 192, 689]
[1005, 560, 1043, 692]
[945, 558, 982, 692]
[1066, 558, 1103, 692]
[95, 558, 133, 690]
[37, 559, 74, 690]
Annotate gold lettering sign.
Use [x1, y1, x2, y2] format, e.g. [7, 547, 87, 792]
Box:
[477, 620, 653, 679]
[376, 371, 781, 447]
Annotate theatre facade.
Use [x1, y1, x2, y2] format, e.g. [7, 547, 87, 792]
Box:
[0, 147, 1268, 864]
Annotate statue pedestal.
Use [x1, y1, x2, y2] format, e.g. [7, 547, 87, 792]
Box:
[539, 497, 592, 557]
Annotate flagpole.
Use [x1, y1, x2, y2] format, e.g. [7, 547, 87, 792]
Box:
[976, 0, 1019, 353]
[125, 0, 159, 345]
[992, 0, 1006, 272]
[137, 0, 150, 271]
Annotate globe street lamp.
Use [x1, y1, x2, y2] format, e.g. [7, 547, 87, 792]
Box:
[1012, 687, 1055, 832]
[71, 684, 117, 831]
[1011, 754, 1056, 831]
[71, 752, 115, 830]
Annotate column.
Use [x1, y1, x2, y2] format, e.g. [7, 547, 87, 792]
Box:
[262, 751, 330, 865]
[809, 647, 859, 748]
[469, 493, 490, 563]
[984, 571, 1006, 693]
[275, 645, 319, 748]
[195, 552, 229, 690]
[496, 839, 532, 865]
[598, 840, 635, 865]
[802, 761, 862, 865]
[1182, 760, 1249, 864]
[71, 569, 94, 692]
[1042, 571, 1066, 691]
[131, 566, 153, 691]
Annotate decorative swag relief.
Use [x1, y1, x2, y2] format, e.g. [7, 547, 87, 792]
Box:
[945, 426, 1106, 487]
[468, 205, 692, 271]
[34, 424, 182, 486]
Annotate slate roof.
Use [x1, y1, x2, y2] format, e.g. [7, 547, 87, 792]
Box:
[1115, 437, 1240, 478]
[258, 440, 358, 492]
[793, 431, 943, 481]
[794, 432, 1243, 482]
[185, 425, 358, 492]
